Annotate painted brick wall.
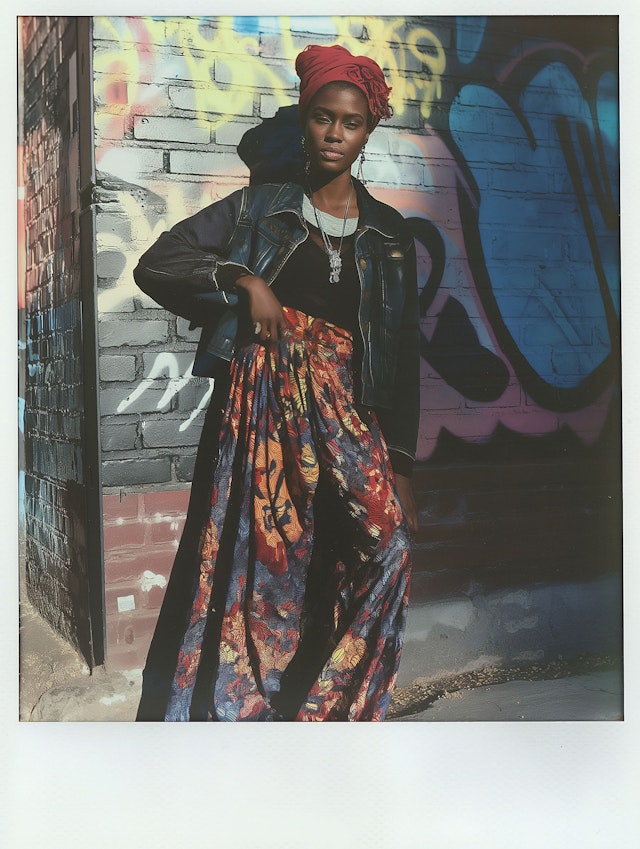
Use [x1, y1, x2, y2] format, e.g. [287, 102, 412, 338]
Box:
[102, 489, 190, 669]
[91, 15, 618, 467]
[410, 456, 620, 602]
[21, 17, 95, 662]
[87, 16, 619, 670]
[91, 15, 461, 667]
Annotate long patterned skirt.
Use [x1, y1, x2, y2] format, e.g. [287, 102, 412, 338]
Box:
[164, 307, 412, 721]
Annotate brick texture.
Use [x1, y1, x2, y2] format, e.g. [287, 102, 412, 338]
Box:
[21, 16, 94, 663]
[409, 455, 621, 602]
[103, 490, 190, 670]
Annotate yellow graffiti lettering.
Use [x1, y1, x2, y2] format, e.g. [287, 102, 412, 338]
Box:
[93, 16, 446, 128]
[331, 17, 446, 118]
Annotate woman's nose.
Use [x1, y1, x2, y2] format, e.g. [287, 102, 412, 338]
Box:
[324, 123, 342, 142]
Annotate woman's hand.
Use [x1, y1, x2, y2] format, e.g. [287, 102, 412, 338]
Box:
[235, 274, 289, 342]
[394, 473, 419, 535]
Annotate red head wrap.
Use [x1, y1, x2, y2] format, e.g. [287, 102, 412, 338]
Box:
[296, 44, 392, 129]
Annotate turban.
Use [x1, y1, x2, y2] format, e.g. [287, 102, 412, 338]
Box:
[296, 44, 392, 129]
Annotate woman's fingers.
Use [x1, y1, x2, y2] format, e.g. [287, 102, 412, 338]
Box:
[237, 275, 287, 341]
[270, 317, 281, 340]
[263, 319, 275, 342]
[279, 313, 293, 338]
[240, 278, 288, 342]
[253, 312, 287, 342]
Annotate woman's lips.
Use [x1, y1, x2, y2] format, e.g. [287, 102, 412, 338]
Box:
[320, 149, 343, 161]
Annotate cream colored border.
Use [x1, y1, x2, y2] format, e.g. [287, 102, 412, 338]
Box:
[4, 5, 638, 848]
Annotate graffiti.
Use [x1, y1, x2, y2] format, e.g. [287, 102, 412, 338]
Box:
[21, 15, 102, 664]
[329, 17, 446, 117]
[117, 351, 213, 433]
[96, 185, 222, 441]
[455, 17, 487, 65]
[93, 14, 446, 150]
[449, 47, 619, 411]
[97, 185, 197, 315]
[19, 13, 621, 680]
[91, 16, 619, 465]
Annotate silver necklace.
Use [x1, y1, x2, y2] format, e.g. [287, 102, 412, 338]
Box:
[308, 183, 355, 284]
[302, 196, 358, 237]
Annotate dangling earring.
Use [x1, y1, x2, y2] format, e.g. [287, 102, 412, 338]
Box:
[301, 135, 310, 176]
[356, 146, 366, 184]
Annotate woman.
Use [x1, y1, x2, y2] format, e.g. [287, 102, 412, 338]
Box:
[134, 44, 420, 721]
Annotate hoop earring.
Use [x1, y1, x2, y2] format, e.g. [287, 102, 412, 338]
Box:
[301, 135, 310, 176]
[356, 146, 366, 184]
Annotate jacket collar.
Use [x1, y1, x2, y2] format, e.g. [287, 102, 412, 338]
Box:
[262, 179, 400, 239]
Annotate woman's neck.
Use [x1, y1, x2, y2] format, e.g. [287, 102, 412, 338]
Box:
[308, 170, 358, 218]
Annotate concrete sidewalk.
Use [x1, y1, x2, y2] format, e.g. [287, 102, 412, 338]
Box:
[390, 669, 622, 721]
[19, 599, 623, 722]
[19, 599, 141, 722]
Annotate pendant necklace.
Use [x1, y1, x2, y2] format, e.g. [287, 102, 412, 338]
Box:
[306, 182, 356, 285]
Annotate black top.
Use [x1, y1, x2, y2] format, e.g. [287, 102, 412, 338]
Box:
[271, 225, 364, 401]
[271, 226, 360, 335]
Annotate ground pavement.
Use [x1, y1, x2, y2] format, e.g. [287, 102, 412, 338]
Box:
[19, 599, 623, 723]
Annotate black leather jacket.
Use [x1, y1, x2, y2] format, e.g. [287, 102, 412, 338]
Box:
[134, 179, 419, 470]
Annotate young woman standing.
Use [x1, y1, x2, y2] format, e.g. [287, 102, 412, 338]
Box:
[134, 44, 420, 721]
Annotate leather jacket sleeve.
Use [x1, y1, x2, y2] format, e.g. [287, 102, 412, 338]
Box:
[375, 228, 420, 478]
[133, 189, 250, 325]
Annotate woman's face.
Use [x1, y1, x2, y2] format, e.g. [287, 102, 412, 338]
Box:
[303, 82, 370, 178]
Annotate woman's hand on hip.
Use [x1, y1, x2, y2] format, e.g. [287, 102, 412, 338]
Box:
[235, 274, 289, 342]
[394, 473, 419, 535]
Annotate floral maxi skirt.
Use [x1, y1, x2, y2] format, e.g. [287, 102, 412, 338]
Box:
[165, 307, 412, 721]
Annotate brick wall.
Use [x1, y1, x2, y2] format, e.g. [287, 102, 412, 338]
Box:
[21, 17, 97, 663]
[102, 489, 190, 669]
[85, 15, 620, 670]
[90, 15, 619, 462]
[410, 452, 621, 603]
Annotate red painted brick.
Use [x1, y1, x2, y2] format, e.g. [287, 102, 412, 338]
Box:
[142, 489, 190, 518]
[104, 555, 141, 584]
[103, 520, 146, 552]
[105, 609, 161, 671]
[102, 492, 142, 523]
[145, 584, 167, 610]
[140, 545, 179, 576]
[146, 517, 185, 546]
[105, 546, 177, 587]
[106, 640, 148, 672]
[105, 583, 141, 616]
